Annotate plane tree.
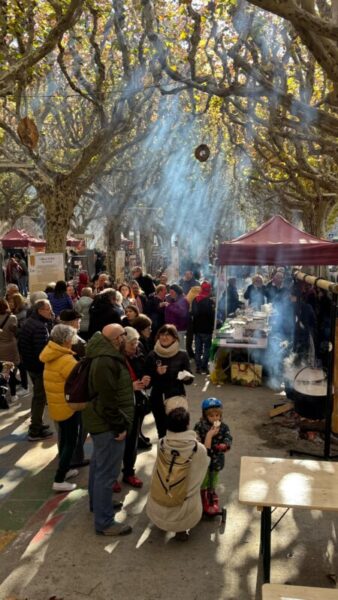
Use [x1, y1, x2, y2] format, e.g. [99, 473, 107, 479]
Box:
[245, 0, 338, 95]
[0, 0, 160, 251]
[2, 0, 338, 249]
[140, 0, 338, 232]
[0, 0, 84, 98]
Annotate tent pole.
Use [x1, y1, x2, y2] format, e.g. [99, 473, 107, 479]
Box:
[214, 266, 222, 332]
[225, 266, 228, 318]
[323, 292, 337, 459]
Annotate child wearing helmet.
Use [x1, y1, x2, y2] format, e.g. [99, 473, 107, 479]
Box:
[194, 397, 232, 515]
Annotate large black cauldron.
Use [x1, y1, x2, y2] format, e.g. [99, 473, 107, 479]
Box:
[285, 367, 327, 420]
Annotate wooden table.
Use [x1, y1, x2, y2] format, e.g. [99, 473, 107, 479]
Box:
[214, 337, 267, 350]
[262, 583, 338, 599]
[239, 456, 338, 583]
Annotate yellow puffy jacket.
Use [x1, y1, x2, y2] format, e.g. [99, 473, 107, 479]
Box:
[39, 341, 77, 422]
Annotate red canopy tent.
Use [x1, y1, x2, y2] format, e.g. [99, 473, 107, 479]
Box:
[66, 237, 82, 248]
[1, 230, 84, 250]
[0, 228, 45, 249]
[218, 215, 338, 265]
[28, 237, 46, 249]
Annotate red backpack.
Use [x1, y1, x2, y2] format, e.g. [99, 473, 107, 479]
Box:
[65, 357, 95, 411]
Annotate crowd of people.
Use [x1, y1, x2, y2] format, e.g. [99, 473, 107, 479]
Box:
[0, 265, 231, 540]
[1, 261, 331, 539]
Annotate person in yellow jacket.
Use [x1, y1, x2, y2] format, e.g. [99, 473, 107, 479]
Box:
[40, 324, 79, 492]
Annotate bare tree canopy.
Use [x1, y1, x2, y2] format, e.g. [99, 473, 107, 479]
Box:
[1, 0, 338, 249]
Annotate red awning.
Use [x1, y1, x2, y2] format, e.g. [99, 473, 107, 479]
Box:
[29, 237, 46, 248]
[218, 215, 338, 265]
[66, 237, 82, 248]
[1, 228, 32, 248]
[1, 230, 84, 249]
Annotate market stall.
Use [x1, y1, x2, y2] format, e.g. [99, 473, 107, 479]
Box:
[0, 228, 45, 249]
[66, 236, 83, 249]
[215, 215, 338, 338]
[214, 215, 338, 458]
[0, 229, 83, 251]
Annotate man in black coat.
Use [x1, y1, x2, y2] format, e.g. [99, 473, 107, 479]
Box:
[18, 299, 54, 440]
[87, 289, 122, 338]
[179, 270, 200, 295]
[191, 282, 215, 374]
[131, 266, 155, 297]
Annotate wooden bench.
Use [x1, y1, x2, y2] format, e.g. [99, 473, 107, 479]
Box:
[262, 583, 338, 599]
[239, 456, 338, 583]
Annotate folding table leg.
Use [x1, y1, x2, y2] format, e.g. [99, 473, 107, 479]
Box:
[261, 506, 271, 583]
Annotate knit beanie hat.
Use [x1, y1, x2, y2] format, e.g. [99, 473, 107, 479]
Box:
[30, 291, 48, 306]
[60, 308, 82, 321]
[195, 281, 212, 302]
[164, 395, 189, 414]
[124, 326, 140, 343]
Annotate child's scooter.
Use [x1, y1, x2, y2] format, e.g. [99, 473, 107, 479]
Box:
[201, 455, 227, 524]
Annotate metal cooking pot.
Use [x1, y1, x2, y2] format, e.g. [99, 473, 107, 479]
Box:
[288, 367, 327, 420]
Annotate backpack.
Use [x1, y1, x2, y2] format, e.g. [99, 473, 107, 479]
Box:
[150, 439, 197, 507]
[65, 357, 95, 411]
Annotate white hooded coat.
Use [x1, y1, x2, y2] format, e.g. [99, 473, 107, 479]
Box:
[146, 429, 210, 532]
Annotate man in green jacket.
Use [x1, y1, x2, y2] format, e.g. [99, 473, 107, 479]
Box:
[83, 323, 134, 536]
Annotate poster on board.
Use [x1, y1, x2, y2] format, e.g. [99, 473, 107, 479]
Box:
[171, 246, 179, 282]
[139, 248, 146, 274]
[29, 253, 64, 292]
[115, 250, 125, 284]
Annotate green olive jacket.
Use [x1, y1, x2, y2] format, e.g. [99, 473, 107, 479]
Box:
[82, 332, 134, 435]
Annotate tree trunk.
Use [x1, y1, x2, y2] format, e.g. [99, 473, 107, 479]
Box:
[303, 199, 335, 237]
[333, 0, 338, 25]
[40, 185, 80, 253]
[106, 216, 122, 281]
[140, 227, 153, 272]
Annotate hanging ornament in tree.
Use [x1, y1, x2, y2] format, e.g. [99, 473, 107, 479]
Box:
[17, 117, 39, 150]
[195, 144, 210, 162]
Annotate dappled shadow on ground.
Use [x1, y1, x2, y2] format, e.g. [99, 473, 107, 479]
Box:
[1, 382, 338, 599]
[0, 393, 57, 505]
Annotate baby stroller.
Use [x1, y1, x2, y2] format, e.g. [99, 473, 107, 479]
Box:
[0, 362, 11, 409]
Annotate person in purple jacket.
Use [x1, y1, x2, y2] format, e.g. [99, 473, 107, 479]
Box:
[164, 285, 189, 349]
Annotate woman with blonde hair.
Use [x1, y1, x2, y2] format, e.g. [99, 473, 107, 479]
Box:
[11, 293, 27, 326]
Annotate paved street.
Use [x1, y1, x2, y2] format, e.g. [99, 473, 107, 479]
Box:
[0, 379, 337, 600]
